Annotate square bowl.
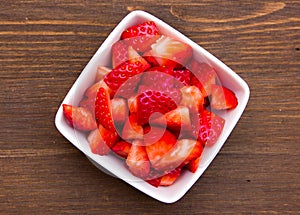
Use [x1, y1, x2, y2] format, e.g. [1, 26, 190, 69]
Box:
[55, 10, 250, 203]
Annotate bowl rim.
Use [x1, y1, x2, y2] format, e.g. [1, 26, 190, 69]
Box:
[55, 10, 250, 203]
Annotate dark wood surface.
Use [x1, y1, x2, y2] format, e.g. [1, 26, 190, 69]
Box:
[1, 0, 299, 214]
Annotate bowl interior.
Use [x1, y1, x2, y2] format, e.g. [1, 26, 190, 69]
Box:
[55, 10, 250, 203]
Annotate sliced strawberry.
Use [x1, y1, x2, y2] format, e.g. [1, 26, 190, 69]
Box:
[160, 168, 181, 186]
[144, 126, 177, 166]
[127, 95, 138, 113]
[111, 98, 128, 124]
[85, 80, 113, 101]
[187, 157, 201, 173]
[149, 35, 192, 69]
[152, 139, 202, 171]
[105, 55, 150, 98]
[95, 87, 114, 131]
[121, 21, 160, 52]
[180, 86, 204, 113]
[126, 140, 150, 179]
[95, 66, 111, 82]
[151, 106, 191, 131]
[173, 69, 191, 86]
[191, 110, 225, 146]
[112, 140, 132, 159]
[62, 104, 97, 131]
[146, 177, 162, 188]
[88, 125, 119, 156]
[112, 40, 129, 68]
[189, 62, 217, 97]
[136, 90, 178, 125]
[143, 50, 159, 67]
[122, 114, 144, 140]
[210, 84, 238, 110]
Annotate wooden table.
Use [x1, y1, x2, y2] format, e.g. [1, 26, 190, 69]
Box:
[1, 0, 299, 214]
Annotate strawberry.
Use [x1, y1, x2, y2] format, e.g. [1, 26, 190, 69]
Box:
[127, 95, 138, 113]
[210, 84, 238, 110]
[152, 139, 202, 171]
[126, 140, 150, 179]
[112, 40, 128, 68]
[143, 50, 159, 67]
[88, 125, 119, 156]
[160, 168, 181, 186]
[173, 69, 191, 86]
[144, 126, 177, 166]
[151, 106, 191, 131]
[187, 157, 201, 173]
[62, 104, 97, 131]
[189, 62, 217, 97]
[149, 35, 192, 69]
[180, 86, 204, 113]
[122, 114, 144, 140]
[136, 90, 178, 125]
[95, 87, 114, 131]
[191, 110, 225, 146]
[95, 66, 111, 82]
[146, 176, 162, 187]
[112, 140, 132, 159]
[111, 98, 128, 124]
[121, 21, 160, 52]
[104, 54, 150, 98]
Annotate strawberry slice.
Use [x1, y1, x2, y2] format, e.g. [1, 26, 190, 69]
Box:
[112, 140, 132, 159]
[151, 106, 191, 131]
[111, 98, 128, 125]
[210, 84, 238, 110]
[160, 168, 181, 186]
[95, 66, 111, 82]
[189, 62, 217, 97]
[95, 87, 114, 131]
[112, 40, 128, 68]
[191, 110, 225, 146]
[121, 21, 160, 52]
[104, 54, 150, 98]
[187, 157, 201, 173]
[122, 114, 144, 140]
[136, 90, 178, 125]
[144, 126, 177, 166]
[180, 86, 204, 113]
[88, 125, 119, 156]
[126, 140, 150, 179]
[173, 69, 191, 86]
[62, 104, 97, 131]
[152, 139, 202, 172]
[149, 35, 192, 68]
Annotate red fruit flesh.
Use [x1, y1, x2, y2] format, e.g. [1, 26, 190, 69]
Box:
[112, 40, 128, 68]
[62, 104, 97, 131]
[88, 125, 119, 156]
[112, 140, 132, 159]
[126, 141, 150, 179]
[122, 114, 144, 140]
[210, 84, 238, 110]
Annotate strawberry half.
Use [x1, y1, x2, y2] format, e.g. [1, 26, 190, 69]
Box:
[121, 21, 160, 52]
[149, 35, 192, 69]
[210, 84, 238, 110]
[95, 66, 111, 82]
[160, 168, 181, 186]
[187, 157, 201, 173]
[191, 110, 225, 146]
[88, 125, 119, 156]
[122, 114, 144, 140]
[126, 140, 150, 179]
[173, 69, 191, 86]
[111, 98, 128, 125]
[95, 87, 114, 131]
[136, 90, 178, 125]
[62, 104, 97, 131]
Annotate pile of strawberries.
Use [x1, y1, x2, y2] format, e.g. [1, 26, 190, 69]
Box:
[62, 21, 238, 187]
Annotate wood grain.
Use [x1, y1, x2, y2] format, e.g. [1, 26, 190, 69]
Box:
[0, 0, 299, 214]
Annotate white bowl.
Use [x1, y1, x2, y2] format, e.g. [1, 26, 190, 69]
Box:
[55, 10, 250, 203]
